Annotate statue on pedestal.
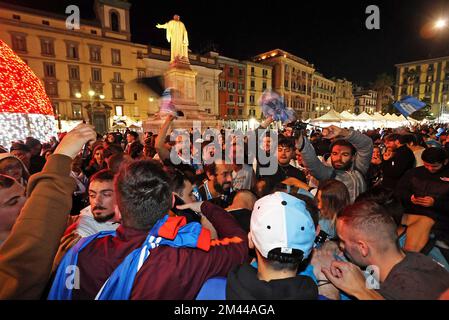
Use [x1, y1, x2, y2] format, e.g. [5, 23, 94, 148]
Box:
[156, 14, 189, 63]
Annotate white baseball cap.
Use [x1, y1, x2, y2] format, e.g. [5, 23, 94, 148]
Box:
[250, 192, 316, 260]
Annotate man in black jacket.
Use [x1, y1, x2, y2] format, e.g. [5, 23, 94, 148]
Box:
[382, 134, 415, 190]
[396, 148, 449, 254]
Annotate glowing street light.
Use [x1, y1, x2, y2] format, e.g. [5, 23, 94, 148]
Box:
[435, 19, 447, 29]
[99, 94, 105, 100]
[75, 92, 82, 99]
[88, 90, 95, 97]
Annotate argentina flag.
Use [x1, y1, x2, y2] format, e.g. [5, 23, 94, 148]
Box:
[393, 96, 427, 117]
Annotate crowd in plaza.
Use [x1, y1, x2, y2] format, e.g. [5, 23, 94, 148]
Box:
[1, 113, 449, 300]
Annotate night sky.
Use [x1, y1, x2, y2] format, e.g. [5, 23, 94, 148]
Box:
[4, 0, 449, 86]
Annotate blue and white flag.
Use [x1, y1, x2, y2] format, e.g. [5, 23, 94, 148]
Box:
[393, 96, 426, 117]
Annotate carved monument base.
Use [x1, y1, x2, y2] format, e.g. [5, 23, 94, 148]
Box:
[143, 59, 220, 133]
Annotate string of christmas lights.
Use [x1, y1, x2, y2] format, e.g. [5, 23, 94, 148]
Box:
[0, 40, 56, 150]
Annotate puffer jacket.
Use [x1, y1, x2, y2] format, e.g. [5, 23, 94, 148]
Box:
[395, 165, 449, 243]
[299, 130, 373, 203]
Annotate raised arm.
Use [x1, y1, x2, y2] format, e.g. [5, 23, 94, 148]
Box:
[0, 124, 96, 299]
[155, 115, 175, 162]
[296, 134, 334, 181]
[345, 130, 373, 176]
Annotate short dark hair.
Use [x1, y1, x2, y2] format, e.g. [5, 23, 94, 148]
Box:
[421, 147, 448, 164]
[89, 169, 115, 185]
[338, 200, 398, 249]
[400, 134, 416, 146]
[128, 131, 139, 140]
[330, 139, 356, 155]
[164, 166, 190, 195]
[266, 194, 319, 271]
[25, 137, 41, 148]
[107, 153, 130, 174]
[129, 142, 143, 159]
[278, 136, 295, 149]
[385, 133, 400, 142]
[103, 144, 124, 159]
[10, 142, 31, 153]
[115, 160, 172, 230]
[0, 174, 15, 188]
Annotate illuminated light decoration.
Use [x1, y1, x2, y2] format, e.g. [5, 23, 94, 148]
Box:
[0, 40, 56, 150]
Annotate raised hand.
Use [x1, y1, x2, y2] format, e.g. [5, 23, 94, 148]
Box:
[54, 123, 96, 159]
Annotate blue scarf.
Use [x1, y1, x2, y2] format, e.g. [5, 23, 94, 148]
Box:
[48, 215, 210, 300]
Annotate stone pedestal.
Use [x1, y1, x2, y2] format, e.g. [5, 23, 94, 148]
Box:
[143, 60, 219, 133]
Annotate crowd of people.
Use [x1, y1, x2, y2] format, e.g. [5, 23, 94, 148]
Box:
[1, 114, 449, 300]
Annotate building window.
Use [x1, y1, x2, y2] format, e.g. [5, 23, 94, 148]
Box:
[238, 109, 243, 115]
[238, 96, 244, 104]
[43, 62, 56, 78]
[13, 14, 21, 20]
[111, 49, 121, 65]
[227, 109, 235, 115]
[113, 84, 124, 99]
[115, 105, 123, 116]
[134, 93, 138, 100]
[262, 69, 268, 77]
[251, 67, 255, 76]
[238, 68, 243, 77]
[219, 80, 226, 90]
[72, 103, 83, 119]
[42, 20, 50, 26]
[284, 80, 289, 88]
[285, 65, 289, 73]
[11, 33, 27, 52]
[110, 12, 120, 32]
[91, 68, 102, 82]
[69, 82, 82, 98]
[45, 80, 58, 97]
[133, 106, 140, 117]
[250, 95, 255, 105]
[113, 72, 122, 82]
[228, 67, 234, 77]
[68, 65, 80, 80]
[40, 38, 55, 56]
[262, 81, 267, 90]
[66, 42, 79, 59]
[89, 46, 102, 63]
[205, 108, 211, 114]
[229, 95, 234, 102]
[91, 29, 97, 35]
[250, 80, 255, 90]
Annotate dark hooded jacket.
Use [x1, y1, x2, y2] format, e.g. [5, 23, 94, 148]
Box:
[226, 263, 318, 300]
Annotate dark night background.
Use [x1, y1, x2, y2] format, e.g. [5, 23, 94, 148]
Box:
[3, 0, 449, 86]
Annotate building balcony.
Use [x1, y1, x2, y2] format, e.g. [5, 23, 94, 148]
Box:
[237, 103, 245, 107]
[226, 101, 236, 106]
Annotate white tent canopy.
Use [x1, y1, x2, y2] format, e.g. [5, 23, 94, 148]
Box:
[340, 111, 358, 121]
[311, 109, 343, 122]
